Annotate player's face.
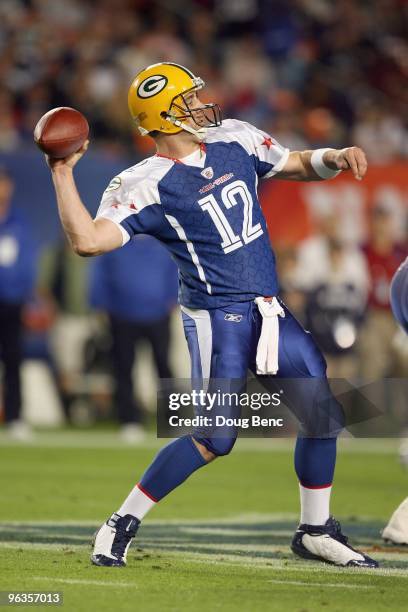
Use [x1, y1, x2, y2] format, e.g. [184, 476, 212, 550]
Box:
[182, 91, 215, 129]
[184, 91, 200, 109]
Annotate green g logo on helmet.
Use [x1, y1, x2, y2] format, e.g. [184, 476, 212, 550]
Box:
[137, 75, 168, 99]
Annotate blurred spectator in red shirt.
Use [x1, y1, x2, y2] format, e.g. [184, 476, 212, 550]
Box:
[358, 204, 408, 378]
[363, 205, 407, 311]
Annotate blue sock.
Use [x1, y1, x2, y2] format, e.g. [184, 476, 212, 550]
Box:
[294, 437, 337, 487]
[139, 435, 207, 501]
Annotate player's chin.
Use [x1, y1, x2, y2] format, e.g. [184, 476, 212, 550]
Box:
[193, 112, 212, 128]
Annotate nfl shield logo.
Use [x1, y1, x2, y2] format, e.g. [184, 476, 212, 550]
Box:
[201, 167, 214, 179]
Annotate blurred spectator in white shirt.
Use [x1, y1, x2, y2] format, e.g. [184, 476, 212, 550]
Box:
[352, 102, 408, 164]
[292, 213, 370, 378]
[293, 213, 369, 296]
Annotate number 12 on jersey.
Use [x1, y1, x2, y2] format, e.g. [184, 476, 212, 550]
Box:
[198, 180, 263, 254]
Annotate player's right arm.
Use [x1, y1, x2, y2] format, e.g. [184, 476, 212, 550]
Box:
[48, 142, 124, 257]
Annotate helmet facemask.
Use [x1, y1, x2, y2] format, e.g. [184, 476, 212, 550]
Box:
[163, 86, 222, 137]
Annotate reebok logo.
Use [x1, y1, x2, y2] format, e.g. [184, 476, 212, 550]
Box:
[224, 314, 242, 323]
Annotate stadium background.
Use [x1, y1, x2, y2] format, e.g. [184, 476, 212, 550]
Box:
[0, 0, 407, 425]
[0, 1, 408, 610]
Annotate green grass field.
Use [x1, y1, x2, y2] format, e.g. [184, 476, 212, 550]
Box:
[1, 432, 408, 611]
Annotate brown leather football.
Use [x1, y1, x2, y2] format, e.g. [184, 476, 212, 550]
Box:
[34, 107, 89, 159]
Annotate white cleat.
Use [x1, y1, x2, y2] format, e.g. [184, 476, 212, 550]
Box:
[291, 516, 378, 567]
[91, 512, 140, 567]
[7, 420, 34, 442]
[119, 423, 146, 445]
[382, 497, 408, 545]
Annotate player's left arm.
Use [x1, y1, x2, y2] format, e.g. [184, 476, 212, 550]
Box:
[274, 147, 367, 182]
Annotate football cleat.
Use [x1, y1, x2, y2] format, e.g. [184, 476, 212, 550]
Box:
[91, 512, 140, 567]
[382, 497, 408, 545]
[291, 516, 379, 568]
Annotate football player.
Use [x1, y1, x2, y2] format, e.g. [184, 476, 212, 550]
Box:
[382, 256, 408, 545]
[45, 63, 377, 568]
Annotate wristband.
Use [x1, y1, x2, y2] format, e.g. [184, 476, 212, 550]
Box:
[311, 148, 342, 179]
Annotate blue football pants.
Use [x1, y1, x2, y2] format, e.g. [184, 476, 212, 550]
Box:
[182, 299, 344, 458]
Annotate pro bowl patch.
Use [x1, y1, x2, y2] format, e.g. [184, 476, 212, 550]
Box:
[105, 176, 121, 192]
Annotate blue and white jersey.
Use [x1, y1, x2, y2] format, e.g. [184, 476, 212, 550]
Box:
[95, 119, 289, 309]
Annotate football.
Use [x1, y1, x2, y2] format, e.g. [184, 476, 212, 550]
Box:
[33, 107, 89, 159]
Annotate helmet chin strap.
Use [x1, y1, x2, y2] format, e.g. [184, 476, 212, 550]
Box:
[165, 115, 207, 141]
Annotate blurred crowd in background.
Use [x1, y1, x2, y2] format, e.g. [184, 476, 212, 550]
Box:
[0, 0, 407, 440]
[1, 0, 408, 160]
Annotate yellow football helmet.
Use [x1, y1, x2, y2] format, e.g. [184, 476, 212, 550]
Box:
[128, 62, 221, 137]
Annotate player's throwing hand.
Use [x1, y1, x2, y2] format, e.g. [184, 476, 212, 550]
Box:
[46, 140, 89, 171]
[326, 146, 368, 181]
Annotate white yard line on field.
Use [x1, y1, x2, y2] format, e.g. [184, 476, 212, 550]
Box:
[0, 431, 400, 453]
[267, 579, 374, 589]
[0, 542, 83, 552]
[28, 576, 376, 590]
[179, 526, 294, 537]
[2, 540, 408, 578]
[31, 577, 136, 588]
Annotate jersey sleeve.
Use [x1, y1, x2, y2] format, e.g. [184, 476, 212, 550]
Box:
[95, 173, 160, 245]
[229, 120, 290, 179]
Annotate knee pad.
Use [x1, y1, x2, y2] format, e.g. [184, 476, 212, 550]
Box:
[193, 435, 237, 457]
